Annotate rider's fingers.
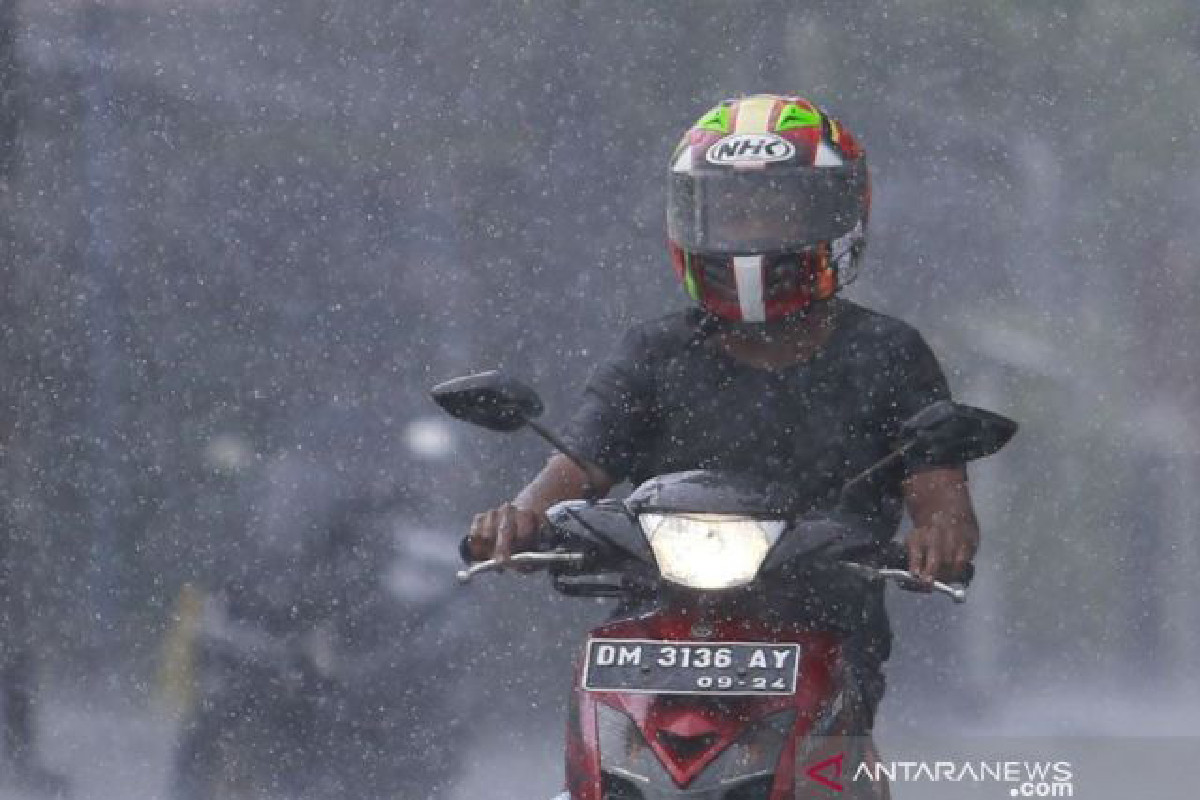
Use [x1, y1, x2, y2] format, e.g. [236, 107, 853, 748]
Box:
[949, 542, 972, 581]
[907, 532, 935, 586]
[468, 512, 493, 561]
[512, 508, 543, 572]
[495, 504, 518, 563]
[482, 508, 505, 562]
[493, 506, 512, 562]
[511, 510, 540, 561]
[926, 535, 950, 584]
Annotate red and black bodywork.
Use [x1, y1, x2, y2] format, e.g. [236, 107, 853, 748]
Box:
[567, 617, 861, 800]
[541, 472, 896, 800]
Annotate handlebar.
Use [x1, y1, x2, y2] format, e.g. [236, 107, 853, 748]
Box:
[457, 553, 967, 602]
[455, 551, 587, 583]
[843, 563, 968, 603]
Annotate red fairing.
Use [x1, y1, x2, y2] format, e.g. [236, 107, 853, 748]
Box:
[565, 610, 844, 798]
[565, 687, 602, 800]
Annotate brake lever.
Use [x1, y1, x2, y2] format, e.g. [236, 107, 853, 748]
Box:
[455, 551, 587, 583]
[843, 563, 968, 604]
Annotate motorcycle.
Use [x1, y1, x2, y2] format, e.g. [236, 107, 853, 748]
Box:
[171, 495, 471, 800]
[432, 371, 1016, 800]
[170, 589, 342, 800]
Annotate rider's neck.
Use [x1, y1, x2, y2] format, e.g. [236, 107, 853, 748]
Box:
[716, 303, 837, 369]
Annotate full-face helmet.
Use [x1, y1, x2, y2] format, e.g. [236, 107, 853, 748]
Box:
[667, 94, 869, 323]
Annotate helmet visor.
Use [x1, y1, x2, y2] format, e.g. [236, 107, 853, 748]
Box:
[668, 164, 867, 255]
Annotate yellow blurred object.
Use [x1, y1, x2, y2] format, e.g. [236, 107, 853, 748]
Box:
[156, 582, 206, 718]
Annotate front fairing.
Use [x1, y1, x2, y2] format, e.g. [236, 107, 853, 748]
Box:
[545, 470, 882, 596]
[547, 497, 654, 566]
[555, 472, 881, 799]
[568, 613, 866, 800]
[625, 470, 800, 518]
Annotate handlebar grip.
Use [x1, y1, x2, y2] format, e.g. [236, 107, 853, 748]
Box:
[455, 551, 587, 583]
[456, 520, 560, 566]
[878, 540, 974, 586]
[848, 565, 968, 603]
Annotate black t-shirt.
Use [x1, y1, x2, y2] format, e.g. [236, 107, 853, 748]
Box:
[565, 299, 953, 541]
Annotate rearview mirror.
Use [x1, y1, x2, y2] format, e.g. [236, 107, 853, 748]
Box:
[430, 371, 544, 432]
[900, 401, 1017, 464]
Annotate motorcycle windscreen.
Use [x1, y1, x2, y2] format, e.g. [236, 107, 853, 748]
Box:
[626, 470, 794, 518]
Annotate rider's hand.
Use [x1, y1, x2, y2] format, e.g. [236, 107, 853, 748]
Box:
[902, 466, 979, 586]
[466, 502, 545, 563]
[905, 522, 977, 586]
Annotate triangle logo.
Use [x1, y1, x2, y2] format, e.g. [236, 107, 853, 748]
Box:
[776, 103, 822, 131]
[696, 106, 731, 133]
[805, 752, 845, 792]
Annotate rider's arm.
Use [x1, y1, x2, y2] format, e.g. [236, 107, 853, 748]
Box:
[465, 324, 657, 564]
[464, 454, 616, 563]
[881, 323, 977, 583]
[902, 465, 979, 583]
[514, 454, 616, 514]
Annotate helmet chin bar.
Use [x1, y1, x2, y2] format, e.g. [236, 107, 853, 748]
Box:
[732, 255, 767, 322]
[672, 237, 850, 325]
[715, 271, 838, 330]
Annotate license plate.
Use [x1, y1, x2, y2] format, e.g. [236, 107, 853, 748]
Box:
[583, 639, 800, 695]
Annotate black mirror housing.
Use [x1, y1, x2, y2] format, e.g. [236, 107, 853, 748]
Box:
[430, 371, 544, 432]
[900, 400, 1017, 466]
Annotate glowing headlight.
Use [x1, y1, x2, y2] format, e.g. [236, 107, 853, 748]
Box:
[638, 513, 785, 589]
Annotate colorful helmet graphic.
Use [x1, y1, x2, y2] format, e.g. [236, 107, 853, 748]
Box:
[667, 94, 870, 323]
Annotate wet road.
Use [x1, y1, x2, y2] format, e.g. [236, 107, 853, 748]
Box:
[3, 686, 1198, 800]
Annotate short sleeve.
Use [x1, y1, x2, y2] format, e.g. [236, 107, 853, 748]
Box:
[888, 329, 954, 472]
[562, 326, 657, 482]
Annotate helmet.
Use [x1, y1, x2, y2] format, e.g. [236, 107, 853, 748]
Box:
[667, 94, 869, 323]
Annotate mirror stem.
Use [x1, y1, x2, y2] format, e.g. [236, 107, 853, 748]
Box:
[838, 441, 916, 502]
[525, 419, 601, 501]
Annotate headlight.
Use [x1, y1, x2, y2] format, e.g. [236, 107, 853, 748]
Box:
[638, 513, 785, 589]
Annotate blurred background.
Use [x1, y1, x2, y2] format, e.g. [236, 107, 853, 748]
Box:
[1, 0, 1198, 798]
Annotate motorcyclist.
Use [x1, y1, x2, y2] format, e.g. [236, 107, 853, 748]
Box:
[172, 451, 466, 800]
[464, 94, 980, 727]
[170, 452, 348, 800]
